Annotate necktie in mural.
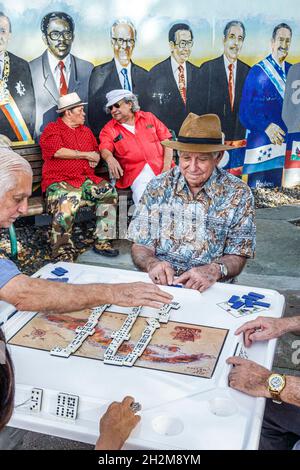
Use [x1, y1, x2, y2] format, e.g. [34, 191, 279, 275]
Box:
[178, 65, 186, 105]
[228, 63, 234, 111]
[59, 61, 68, 96]
[121, 68, 131, 91]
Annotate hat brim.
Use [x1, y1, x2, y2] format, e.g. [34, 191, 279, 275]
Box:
[56, 101, 87, 113]
[161, 139, 235, 152]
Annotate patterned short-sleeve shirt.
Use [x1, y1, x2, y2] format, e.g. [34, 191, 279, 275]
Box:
[127, 166, 256, 274]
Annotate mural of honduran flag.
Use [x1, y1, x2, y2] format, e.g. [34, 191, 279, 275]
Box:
[282, 133, 300, 187]
[218, 140, 246, 177]
[242, 131, 286, 188]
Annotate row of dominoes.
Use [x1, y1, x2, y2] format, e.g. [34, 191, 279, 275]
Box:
[104, 302, 182, 366]
[50, 304, 110, 358]
[123, 318, 161, 367]
[103, 306, 142, 363]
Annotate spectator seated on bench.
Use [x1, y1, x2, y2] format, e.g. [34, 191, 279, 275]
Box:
[40, 92, 119, 262]
[99, 89, 174, 206]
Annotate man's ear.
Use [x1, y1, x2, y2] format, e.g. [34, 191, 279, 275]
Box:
[42, 34, 48, 47]
[169, 41, 175, 53]
[216, 151, 225, 165]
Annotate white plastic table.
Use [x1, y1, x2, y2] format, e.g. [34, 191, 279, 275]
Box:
[4, 262, 285, 450]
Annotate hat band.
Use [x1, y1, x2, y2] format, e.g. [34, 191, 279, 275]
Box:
[177, 136, 222, 144]
[58, 100, 83, 111]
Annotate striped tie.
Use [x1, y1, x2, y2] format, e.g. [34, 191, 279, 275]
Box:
[121, 68, 131, 91]
[228, 63, 234, 111]
[178, 65, 186, 105]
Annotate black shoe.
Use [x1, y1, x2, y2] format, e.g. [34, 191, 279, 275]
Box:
[93, 241, 119, 257]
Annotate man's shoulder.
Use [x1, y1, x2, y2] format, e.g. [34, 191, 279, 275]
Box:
[40, 119, 61, 138]
[149, 57, 170, 74]
[8, 52, 28, 67]
[92, 60, 114, 74]
[132, 61, 148, 76]
[218, 169, 253, 195]
[199, 55, 223, 70]
[145, 167, 179, 194]
[71, 54, 94, 71]
[237, 58, 251, 71]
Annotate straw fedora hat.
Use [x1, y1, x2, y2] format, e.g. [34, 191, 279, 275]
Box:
[56, 92, 87, 113]
[162, 113, 234, 152]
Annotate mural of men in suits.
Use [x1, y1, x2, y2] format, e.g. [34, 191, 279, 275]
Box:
[88, 19, 148, 138]
[147, 23, 199, 135]
[0, 12, 35, 144]
[30, 11, 93, 139]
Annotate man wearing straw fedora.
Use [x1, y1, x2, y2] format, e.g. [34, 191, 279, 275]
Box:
[40, 92, 119, 261]
[128, 113, 256, 292]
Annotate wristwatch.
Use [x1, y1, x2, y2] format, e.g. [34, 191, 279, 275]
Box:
[214, 262, 228, 280]
[267, 373, 286, 404]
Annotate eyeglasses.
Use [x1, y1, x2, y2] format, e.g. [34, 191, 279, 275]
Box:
[108, 100, 124, 111]
[112, 37, 135, 47]
[48, 30, 73, 41]
[175, 40, 193, 49]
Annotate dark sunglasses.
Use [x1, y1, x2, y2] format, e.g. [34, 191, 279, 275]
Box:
[108, 100, 123, 111]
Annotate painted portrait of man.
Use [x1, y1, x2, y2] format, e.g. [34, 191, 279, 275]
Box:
[30, 11, 94, 139]
[239, 23, 292, 187]
[0, 11, 35, 144]
[88, 18, 148, 137]
[146, 23, 200, 135]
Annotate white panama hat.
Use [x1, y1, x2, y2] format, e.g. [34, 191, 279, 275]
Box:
[56, 92, 87, 113]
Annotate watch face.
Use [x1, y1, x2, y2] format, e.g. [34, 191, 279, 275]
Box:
[269, 375, 284, 391]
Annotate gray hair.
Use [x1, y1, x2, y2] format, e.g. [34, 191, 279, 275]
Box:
[0, 148, 32, 199]
[223, 20, 246, 40]
[105, 92, 140, 114]
[111, 18, 137, 41]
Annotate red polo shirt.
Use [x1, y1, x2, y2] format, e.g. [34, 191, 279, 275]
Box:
[40, 118, 102, 192]
[99, 111, 172, 188]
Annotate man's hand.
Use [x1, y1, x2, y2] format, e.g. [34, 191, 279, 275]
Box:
[86, 151, 100, 164]
[265, 123, 285, 145]
[95, 396, 141, 450]
[106, 155, 124, 179]
[235, 316, 287, 347]
[112, 281, 173, 308]
[227, 357, 270, 398]
[176, 264, 220, 292]
[147, 260, 175, 286]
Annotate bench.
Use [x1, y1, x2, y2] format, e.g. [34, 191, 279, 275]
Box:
[9, 143, 133, 258]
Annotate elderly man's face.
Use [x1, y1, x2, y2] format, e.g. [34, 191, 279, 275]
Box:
[179, 152, 222, 192]
[0, 172, 32, 228]
[223, 25, 244, 63]
[0, 16, 11, 54]
[44, 17, 74, 59]
[112, 24, 135, 67]
[110, 99, 133, 123]
[272, 27, 291, 64]
[66, 105, 85, 127]
[170, 30, 193, 65]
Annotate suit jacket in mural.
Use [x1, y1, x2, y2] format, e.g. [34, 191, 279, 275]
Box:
[198, 55, 250, 141]
[30, 51, 93, 139]
[88, 59, 149, 137]
[0, 52, 35, 141]
[146, 57, 200, 135]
